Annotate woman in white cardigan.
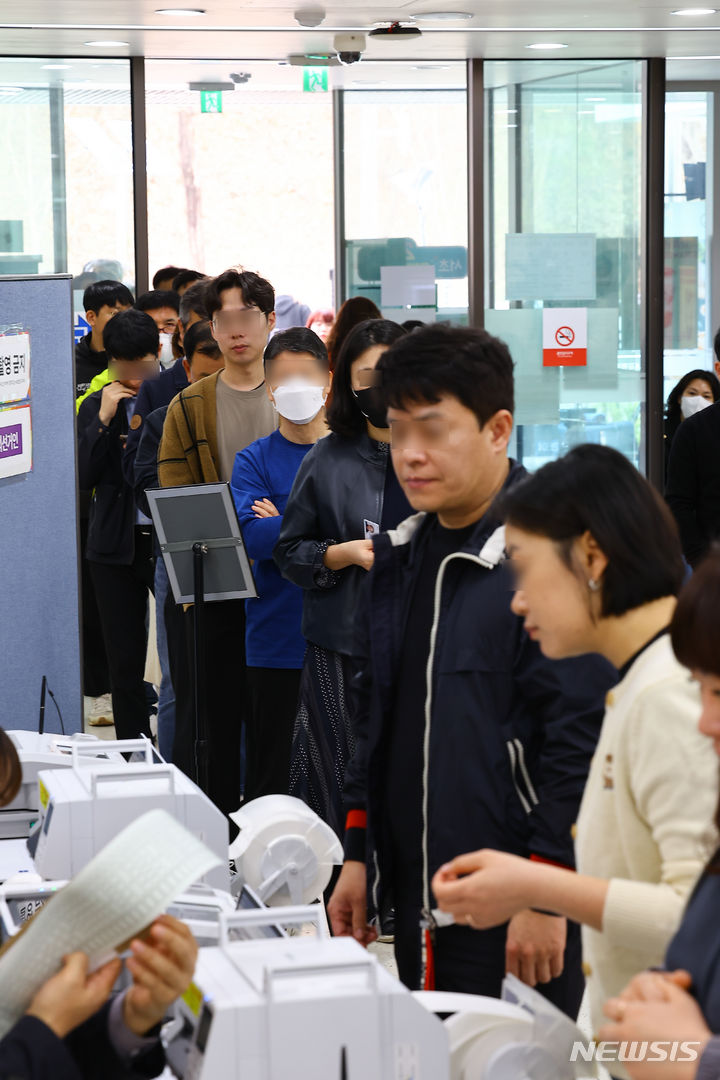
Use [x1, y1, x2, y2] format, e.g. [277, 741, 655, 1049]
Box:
[432, 445, 718, 1056]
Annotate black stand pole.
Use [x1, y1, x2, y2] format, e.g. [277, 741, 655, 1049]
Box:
[192, 541, 210, 796]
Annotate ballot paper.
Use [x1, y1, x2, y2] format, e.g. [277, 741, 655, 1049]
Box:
[0, 809, 221, 1038]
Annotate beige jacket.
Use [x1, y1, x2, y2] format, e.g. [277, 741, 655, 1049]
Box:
[576, 634, 718, 1041]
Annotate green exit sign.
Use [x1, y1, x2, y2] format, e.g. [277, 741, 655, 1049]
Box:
[200, 90, 223, 113]
[303, 68, 328, 93]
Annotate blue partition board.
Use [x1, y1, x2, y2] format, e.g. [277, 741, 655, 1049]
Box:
[0, 275, 82, 733]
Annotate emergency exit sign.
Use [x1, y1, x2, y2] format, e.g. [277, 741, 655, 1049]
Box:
[303, 68, 328, 93]
[200, 91, 223, 113]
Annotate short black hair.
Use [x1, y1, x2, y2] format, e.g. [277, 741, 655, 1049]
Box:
[172, 269, 206, 292]
[500, 444, 685, 618]
[136, 290, 180, 315]
[103, 308, 160, 362]
[183, 320, 222, 367]
[179, 281, 209, 327]
[205, 268, 275, 320]
[153, 265, 186, 289]
[83, 279, 134, 315]
[378, 323, 514, 429]
[326, 319, 406, 440]
[264, 327, 328, 372]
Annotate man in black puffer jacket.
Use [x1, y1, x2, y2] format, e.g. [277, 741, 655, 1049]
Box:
[328, 324, 615, 1018]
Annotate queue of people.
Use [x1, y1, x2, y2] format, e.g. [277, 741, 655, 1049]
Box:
[61, 260, 720, 1079]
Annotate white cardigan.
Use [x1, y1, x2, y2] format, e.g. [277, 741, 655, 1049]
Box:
[575, 634, 718, 1036]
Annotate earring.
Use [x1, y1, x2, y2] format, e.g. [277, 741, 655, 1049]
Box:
[588, 579, 600, 592]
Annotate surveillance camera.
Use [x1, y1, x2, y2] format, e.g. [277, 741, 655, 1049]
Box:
[230, 72, 251, 84]
[334, 33, 366, 64]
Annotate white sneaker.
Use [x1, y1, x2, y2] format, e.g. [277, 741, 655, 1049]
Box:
[88, 694, 114, 727]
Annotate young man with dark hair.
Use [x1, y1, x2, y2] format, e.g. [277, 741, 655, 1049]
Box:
[135, 290, 181, 370]
[133, 322, 225, 763]
[231, 327, 330, 801]
[76, 280, 134, 398]
[666, 325, 720, 567]
[152, 266, 185, 291]
[172, 269, 207, 295]
[328, 324, 615, 1013]
[77, 309, 161, 742]
[157, 269, 277, 816]
[75, 279, 134, 729]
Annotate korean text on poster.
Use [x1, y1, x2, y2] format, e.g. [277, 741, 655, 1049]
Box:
[0, 403, 32, 479]
[0, 332, 31, 404]
[542, 308, 588, 368]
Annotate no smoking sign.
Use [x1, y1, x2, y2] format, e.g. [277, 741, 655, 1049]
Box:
[543, 309, 587, 367]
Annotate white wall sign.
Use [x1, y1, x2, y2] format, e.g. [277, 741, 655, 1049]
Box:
[0, 403, 32, 479]
[0, 331, 31, 405]
[542, 308, 588, 367]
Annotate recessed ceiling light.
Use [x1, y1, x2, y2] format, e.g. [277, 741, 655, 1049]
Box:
[42, 64, 72, 70]
[671, 7, 716, 13]
[83, 40, 130, 47]
[585, 96, 606, 101]
[412, 10, 473, 19]
[525, 41, 569, 49]
[155, 7, 206, 13]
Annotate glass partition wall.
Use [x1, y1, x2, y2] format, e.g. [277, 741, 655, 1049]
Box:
[484, 60, 645, 471]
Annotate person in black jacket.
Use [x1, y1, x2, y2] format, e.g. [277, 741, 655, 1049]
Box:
[666, 331, 720, 566]
[75, 280, 134, 399]
[132, 322, 224, 765]
[327, 324, 614, 1016]
[0, 730, 197, 1080]
[274, 319, 411, 837]
[77, 310, 160, 741]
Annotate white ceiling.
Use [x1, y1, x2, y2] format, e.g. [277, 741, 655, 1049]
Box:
[3, 0, 720, 66]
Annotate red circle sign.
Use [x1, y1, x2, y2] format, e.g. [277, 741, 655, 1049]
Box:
[555, 326, 575, 347]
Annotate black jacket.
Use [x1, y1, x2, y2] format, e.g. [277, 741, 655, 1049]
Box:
[77, 390, 136, 565]
[74, 333, 108, 399]
[343, 465, 616, 919]
[274, 431, 409, 656]
[133, 406, 167, 520]
[121, 360, 188, 495]
[0, 1008, 164, 1080]
[665, 402, 720, 566]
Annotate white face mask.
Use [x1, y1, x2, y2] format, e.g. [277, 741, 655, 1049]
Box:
[159, 332, 175, 369]
[681, 394, 713, 420]
[272, 378, 327, 425]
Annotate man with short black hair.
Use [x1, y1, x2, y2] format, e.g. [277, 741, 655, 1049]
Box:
[231, 327, 330, 801]
[75, 280, 134, 398]
[157, 269, 278, 816]
[135, 290, 181, 370]
[172, 269, 207, 295]
[328, 324, 614, 1013]
[152, 266, 185, 291]
[77, 309, 161, 742]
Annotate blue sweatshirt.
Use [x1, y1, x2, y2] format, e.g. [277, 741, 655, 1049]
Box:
[231, 430, 314, 668]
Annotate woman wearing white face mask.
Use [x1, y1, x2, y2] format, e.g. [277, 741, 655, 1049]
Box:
[231, 327, 332, 803]
[664, 369, 720, 477]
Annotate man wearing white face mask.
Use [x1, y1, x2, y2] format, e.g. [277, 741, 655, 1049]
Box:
[135, 290, 181, 370]
[231, 328, 331, 801]
[667, 342, 720, 566]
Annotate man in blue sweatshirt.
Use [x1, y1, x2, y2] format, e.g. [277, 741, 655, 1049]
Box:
[231, 327, 331, 802]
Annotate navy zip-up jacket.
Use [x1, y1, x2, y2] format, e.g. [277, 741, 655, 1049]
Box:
[343, 463, 616, 917]
[121, 360, 188, 494]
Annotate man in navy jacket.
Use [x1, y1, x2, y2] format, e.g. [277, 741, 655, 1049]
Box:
[328, 324, 615, 1016]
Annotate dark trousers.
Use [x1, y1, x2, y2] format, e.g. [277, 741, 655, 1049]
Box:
[393, 876, 584, 1019]
[245, 666, 301, 802]
[88, 527, 154, 741]
[79, 515, 110, 698]
[168, 597, 247, 817]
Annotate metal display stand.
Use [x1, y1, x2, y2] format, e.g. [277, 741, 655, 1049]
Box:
[146, 483, 256, 796]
